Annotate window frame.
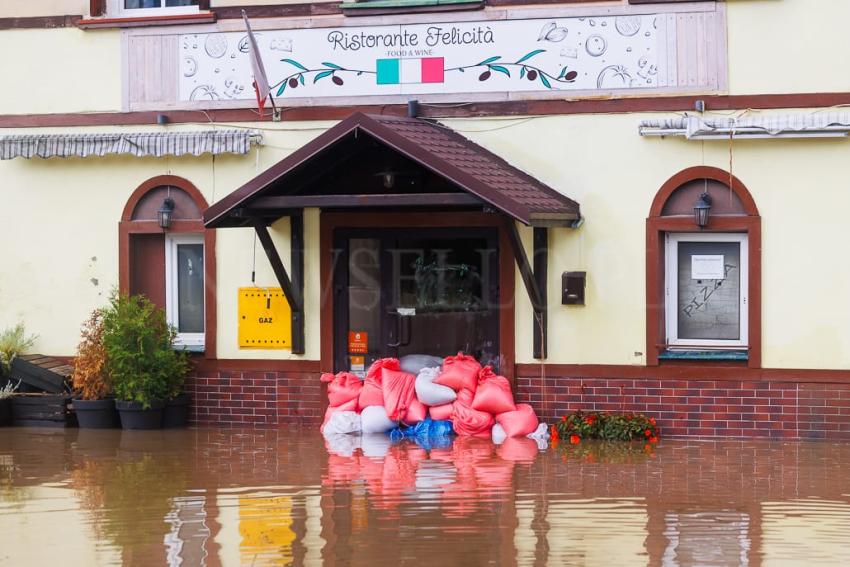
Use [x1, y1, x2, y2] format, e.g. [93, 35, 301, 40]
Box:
[646, 166, 761, 368]
[165, 233, 206, 350]
[664, 232, 749, 349]
[108, 0, 200, 17]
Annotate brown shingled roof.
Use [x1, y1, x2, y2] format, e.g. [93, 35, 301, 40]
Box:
[204, 112, 579, 228]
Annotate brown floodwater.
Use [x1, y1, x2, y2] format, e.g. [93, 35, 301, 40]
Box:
[1, 427, 850, 566]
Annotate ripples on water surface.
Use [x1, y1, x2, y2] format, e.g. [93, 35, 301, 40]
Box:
[2, 428, 850, 566]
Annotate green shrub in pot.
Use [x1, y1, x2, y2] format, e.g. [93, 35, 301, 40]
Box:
[102, 293, 188, 410]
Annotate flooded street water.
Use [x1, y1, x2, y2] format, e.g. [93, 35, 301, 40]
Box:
[2, 428, 850, 566]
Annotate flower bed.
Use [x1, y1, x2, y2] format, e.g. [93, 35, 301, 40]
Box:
[551, 410, 660, 445]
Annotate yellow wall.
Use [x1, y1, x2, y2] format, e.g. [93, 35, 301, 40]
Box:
[727, 0, 850, 95]
[0, 28, 122, 115]
[3, 111, 850, 370]
[0, 1, 88, 18]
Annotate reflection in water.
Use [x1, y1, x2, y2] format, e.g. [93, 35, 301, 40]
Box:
[2, 429, 850, 565]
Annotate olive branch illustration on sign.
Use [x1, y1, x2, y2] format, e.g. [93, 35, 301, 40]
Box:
[272, 49, 577, 94]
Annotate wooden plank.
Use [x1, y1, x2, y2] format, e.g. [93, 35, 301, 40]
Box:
[9, 356, 71, 393]
[160, 35, 179, 105]
[253, 222, 303, 313]
[696, 12, 707, 87]
[705, 10, 717, 90]
[532, 227, 548, 360]
[290, 213, 305, 355]
[251, 193, 482, 210]
[503, 218, 544, 313]
[666, 13, 678, 88]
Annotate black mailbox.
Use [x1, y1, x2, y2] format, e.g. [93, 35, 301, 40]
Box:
[562, 271, 586, 305]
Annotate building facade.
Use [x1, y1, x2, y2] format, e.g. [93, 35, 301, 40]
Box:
[2, 0, 850, 438]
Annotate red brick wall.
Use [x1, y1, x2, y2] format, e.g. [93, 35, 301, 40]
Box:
[515, 375, 850, 440]
[186, 369, 323, 427]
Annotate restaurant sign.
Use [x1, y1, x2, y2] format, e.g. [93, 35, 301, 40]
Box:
[179, 14, 661, 102]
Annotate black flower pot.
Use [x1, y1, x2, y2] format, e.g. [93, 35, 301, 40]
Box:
[163, 393, 191, 428]
[74, 398, 120, 429]
[115, 400, 165, 430]
[0, 398, 11, 425]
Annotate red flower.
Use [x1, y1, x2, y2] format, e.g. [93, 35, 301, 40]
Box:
[650, 437, 659, 444]
[644, 429, 652, 438]
[561, 415, 567, 422]
[570, 434, 581, 445]
[649, 417, 656, 426]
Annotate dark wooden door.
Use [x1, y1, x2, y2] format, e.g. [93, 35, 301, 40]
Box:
[333, 228, 500, 376]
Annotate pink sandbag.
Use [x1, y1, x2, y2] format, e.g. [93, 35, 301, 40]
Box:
[358, 358, 398, 410]
[429, 403, 453, 421]
[471, 366, 516, 415]
[321, 371, 364, 407]
[433, 352, 481, 394]
[452, 399, 495, 437]
[321, 397, 358, 433]
[382, 368, 416, 422]
[495, 403, 539, 438]
[403, 398, 428, 425]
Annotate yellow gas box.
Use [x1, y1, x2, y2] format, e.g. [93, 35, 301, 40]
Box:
[238, 287, 292, 349]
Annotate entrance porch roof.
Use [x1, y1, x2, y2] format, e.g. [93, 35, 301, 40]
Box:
[204, 112, 580, 228]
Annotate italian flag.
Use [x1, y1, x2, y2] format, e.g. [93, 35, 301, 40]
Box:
[376, 57, 445, 85]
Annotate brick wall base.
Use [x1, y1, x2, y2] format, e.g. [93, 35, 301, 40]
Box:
[515, 376, 850, 440]
[186, 370, 322, 427]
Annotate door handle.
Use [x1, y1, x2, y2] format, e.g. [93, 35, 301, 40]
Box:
[387, 311, 401, 347]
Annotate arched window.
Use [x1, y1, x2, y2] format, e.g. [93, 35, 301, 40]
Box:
[119, 175, 216, 356]
[646, 167, 760, 367]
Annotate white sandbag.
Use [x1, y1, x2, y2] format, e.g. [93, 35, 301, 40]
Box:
[324, 433, 362, 457]
[361, 405, 396, 434]
[400, 354, 444, 375]
[361, 433, 393, 457]
[491, 423, 507, 445]
[415, 366, 457, 406]
[322, 411, 362, 436]
[527, 422, 549, 450]
[526, 422, 549, 441]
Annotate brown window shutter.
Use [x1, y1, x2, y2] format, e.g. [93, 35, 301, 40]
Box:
[198, 0, 210, 9]
[90, 0, 105, 17]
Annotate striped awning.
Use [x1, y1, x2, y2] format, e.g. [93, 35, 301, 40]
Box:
[639, 112, 850, 140]
[0, 129, 262, 160]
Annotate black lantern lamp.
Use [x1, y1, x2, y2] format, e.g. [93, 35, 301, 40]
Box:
[693, 191, 712, 228]
[157, 197, 175, 229]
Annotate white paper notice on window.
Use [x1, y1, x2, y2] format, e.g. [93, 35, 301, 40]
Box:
[691, 255, 725, 279]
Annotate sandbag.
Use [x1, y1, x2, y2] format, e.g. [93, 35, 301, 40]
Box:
[491, 423, 507, 445]
[361, 405, 396, 434]
[415, 366, 457, 407]
[495, 403, 539, 438]
[321, 398, 358, 433]
[451, 400, 495, 437]
[321, 411, 362, 436]
[471, 366, 516, 415]
[434, 352, 481, 394]
[382, 368, 416, 422]
[321, 371, 364, 407]
[403, 398, 428, 425]
[429, 403, 453, 421]
[400, 354, 443, 375]
[359, 358, 399, 410]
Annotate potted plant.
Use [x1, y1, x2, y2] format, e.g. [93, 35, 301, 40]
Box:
[0, 381, 17, 425]
[1, 323, 34, 426]
[71, 309, 119, 428]
[102, 293, 188, 430]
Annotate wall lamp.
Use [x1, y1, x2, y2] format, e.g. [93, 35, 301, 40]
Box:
[157, 197, 175, 229]
[693, 191, 712, 228]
